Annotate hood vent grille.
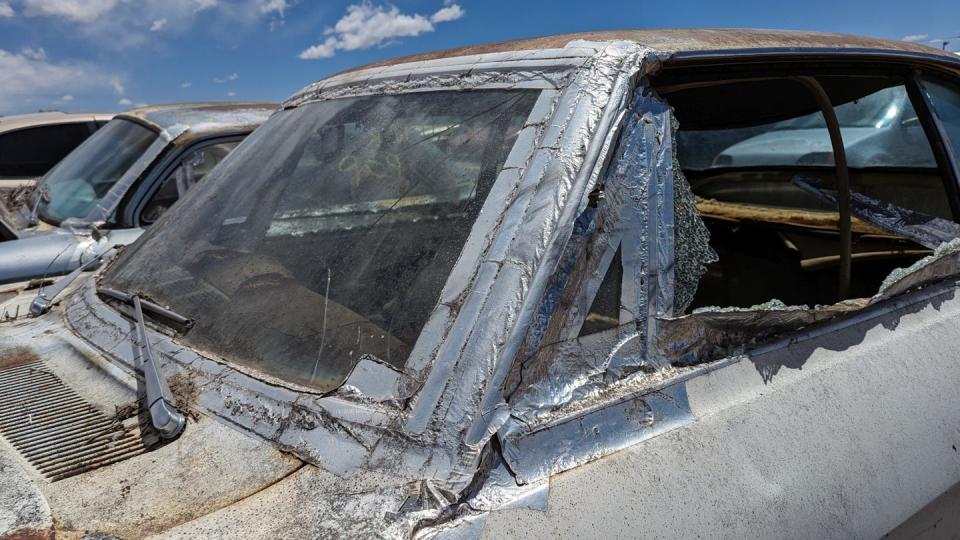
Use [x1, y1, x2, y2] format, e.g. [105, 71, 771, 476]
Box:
[0, 354, 158, 481]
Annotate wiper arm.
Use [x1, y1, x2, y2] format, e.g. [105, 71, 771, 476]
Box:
[98, 287, 195, 329]
[30, 248, 117, 317]
[27, 185, 49, 227]
[131, 294, 186, 439]
[98, 288, 189, 439]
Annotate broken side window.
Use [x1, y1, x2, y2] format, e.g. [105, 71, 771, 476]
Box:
[920, 76, 960, 173]
[661, 75, 950, 309]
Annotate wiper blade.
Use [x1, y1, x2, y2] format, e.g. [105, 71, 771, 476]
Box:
[130, 293, 186, 438]
[30, 248, 116, 317]
[98, 287, 195, 329]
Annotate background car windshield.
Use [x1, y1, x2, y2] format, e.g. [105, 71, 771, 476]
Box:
[36, 118, 158, 223]
[104, 89, 539, 391]
[677, 83, 937, 169]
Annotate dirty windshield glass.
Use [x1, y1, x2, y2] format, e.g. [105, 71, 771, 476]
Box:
[104, 90, 539, 391]
[35, 118, 158, 223]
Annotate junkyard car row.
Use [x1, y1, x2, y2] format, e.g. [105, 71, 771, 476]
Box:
[0, 102, 275, 312]
[1, 29, 959, 538]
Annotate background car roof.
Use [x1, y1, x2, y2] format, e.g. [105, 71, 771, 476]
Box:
[0, 111, 115, 134]
[118, 102, 277, 141]
[351, 28, 960, 72]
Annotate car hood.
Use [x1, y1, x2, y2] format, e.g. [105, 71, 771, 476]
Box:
[0, 312, 305, 538]
[718, 127, 879, 166]
[0, 288, 471, 538]
[0, 228, 143, 285]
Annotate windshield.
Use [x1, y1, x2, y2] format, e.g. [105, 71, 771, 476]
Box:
[35, 118, 159, 223]
[103, 89, 539, 391]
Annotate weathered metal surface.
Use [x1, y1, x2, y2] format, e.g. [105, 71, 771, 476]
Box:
[0, 446, 52, 537]
[482, 279, 960, 538]
[119, 103, 276, 140]
[0, 228, 140, 286]
[0, 351, 157, 481]
[346, 29, 959, 74]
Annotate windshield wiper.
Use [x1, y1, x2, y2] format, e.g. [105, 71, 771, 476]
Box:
[98, 287, 195, 329]
[27, 185, 49, 227]
[30, 249, 117, 317]
[98, 288, 188, 439]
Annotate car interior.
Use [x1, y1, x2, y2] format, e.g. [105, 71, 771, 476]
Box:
[649, 66, 956, 310]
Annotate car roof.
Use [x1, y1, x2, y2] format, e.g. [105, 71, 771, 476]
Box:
[118, 102, 277, 140]
[0, 111, 115, 133]
[351, 28, 959, 71]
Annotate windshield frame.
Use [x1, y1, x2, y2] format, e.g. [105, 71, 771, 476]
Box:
[68, 43, 643, 487]
[34, 116, 173, 227]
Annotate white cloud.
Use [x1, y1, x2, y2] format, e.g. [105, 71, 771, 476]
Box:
[227, 90, 236, 97]
[213, 72, 238, 83]
[902, 34, 929, 42]
[430, 4, 462, 23]
[109, 77, 124, 95]
[135, 102, 147, 107]
[0, 47, 122, 114]
[299, 2, 464, 60]
[20, 0, 119, 22]
[259, 0, 287, 15]
[20, 47, 47, 61]
[54, 93, 73, 104]
[117, 98, 132, 106]
[180, 81, 192, 88]
[14, 0, 286, 49]
[0, 2, 14, 16]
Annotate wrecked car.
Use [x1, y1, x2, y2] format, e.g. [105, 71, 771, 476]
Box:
[0, 103, 275, 291]
[1, 30, 960, 538]
[0, 111, 114, 192]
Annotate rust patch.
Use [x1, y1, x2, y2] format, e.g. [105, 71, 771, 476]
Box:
[168, 371, 200, 420]
[342, 28, 954, 74]
[0, 347, 39, 370]
[0, 528, 54, 540]
[0, 184, 35, 211]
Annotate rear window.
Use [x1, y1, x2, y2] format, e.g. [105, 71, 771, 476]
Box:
[0, 122, 95, 177]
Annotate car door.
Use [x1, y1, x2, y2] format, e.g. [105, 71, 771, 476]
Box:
[486, 63, 960, 538]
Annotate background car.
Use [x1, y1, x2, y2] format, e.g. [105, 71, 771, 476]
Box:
[0, 102, 276, 286]
[0, 111, 113, 191]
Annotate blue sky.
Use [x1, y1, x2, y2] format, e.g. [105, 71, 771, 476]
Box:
[0, 0, 957, 115]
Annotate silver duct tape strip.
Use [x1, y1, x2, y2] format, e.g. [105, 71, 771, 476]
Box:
[82, 127, 185, 224]
[466, 459, 549, 512]
[877, 237, 960, 297]
[284, 48, 601, 107]
[502, 88, 675, 430]
[422, 44, 656, 489]
[399, 90, 561, 392]
[793, 176, 960, 249]
[286, 68, 575, 108]
[500, 382, 691, 485]
[405, 42, 653, 459]
[655, 303, 860, 367]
